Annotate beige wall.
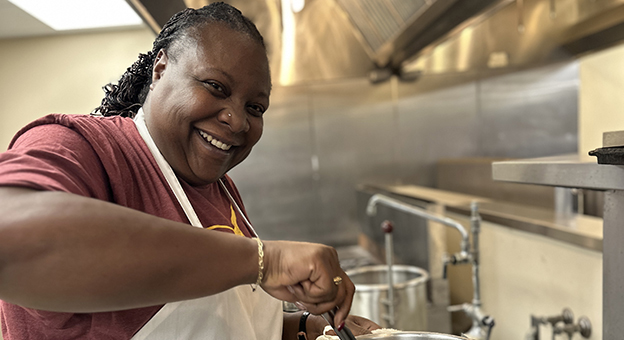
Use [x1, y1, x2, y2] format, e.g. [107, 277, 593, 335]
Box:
[449, 213, 602, 340]
[0, 28, 155, 150]
[579, 43, 624, 161]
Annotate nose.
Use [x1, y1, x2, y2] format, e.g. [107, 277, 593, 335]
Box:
[219, 106, 249, 133]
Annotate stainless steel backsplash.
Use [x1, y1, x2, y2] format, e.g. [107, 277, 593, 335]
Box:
[228, 61, 578, 246]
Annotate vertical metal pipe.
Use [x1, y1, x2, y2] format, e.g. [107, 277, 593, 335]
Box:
[382, 220, 395, 328]
[471, 201, 481, 307]
[603, 190, 624, 340]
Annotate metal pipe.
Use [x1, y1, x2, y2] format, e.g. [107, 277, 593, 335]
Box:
[366, 194, 470, 255]
[470, 201, 482, 324]
[382, 221, 395, 328]
[471, 201, 481, 302]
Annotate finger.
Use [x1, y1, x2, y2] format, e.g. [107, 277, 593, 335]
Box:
[348, 315, 381, 331]
[261, 286, 298, 303]
[298, 276, 350, 317]
[297, 300, 338, 316]
[332, 273, 355, 326]
[290, 278, 340, 305]
[345, 320, 370, 335]
[288, 283, 327, 304]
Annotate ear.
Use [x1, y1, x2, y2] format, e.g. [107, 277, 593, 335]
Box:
[150, 49, 169, 89]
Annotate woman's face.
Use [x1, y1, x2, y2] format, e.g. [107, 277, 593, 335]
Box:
[143, 23, 270, 186]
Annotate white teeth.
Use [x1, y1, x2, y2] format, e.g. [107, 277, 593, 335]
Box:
[198, 130, 232, 151]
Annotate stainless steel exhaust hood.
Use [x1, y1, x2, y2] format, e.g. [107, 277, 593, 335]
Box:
[129, 0, 624, 85]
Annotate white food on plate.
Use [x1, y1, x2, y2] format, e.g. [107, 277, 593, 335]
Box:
[315, 325, 402, 339]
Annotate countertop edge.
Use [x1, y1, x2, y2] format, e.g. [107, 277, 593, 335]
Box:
[446, 205, 603, 252]
[360, 183, 603, 252]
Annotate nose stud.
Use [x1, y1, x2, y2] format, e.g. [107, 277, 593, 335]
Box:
[228, 113, 232, 117]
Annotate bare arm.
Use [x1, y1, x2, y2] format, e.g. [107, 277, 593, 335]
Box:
[0, 186, 260, 312]
[0, 186, 355, 326]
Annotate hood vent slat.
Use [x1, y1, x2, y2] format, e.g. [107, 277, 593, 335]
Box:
[336, 0, 429, 62]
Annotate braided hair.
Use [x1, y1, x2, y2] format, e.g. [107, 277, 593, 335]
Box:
[94, 2, 265, 118]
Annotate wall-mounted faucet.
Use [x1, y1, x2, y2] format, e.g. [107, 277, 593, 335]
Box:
[366, 194, 494, 340]
[553, 316, 591, 340]
[529, 308, 591, 340]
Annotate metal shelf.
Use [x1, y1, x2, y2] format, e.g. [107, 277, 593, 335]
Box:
[492, 153, 624, 190]
[492, 152, 624, 340]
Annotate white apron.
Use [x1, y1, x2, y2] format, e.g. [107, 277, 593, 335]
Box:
[130, 109, 282, 340]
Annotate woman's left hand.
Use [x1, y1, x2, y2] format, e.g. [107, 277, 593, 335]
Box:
[305, 314, 382, 340]
[342, 315, 382, 335]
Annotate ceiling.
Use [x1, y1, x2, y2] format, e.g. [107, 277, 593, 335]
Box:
[5, 0, 624, 86]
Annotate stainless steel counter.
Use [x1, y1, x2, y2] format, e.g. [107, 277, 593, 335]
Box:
[491, 153, 622, 340]
[492, 153, 624, 190]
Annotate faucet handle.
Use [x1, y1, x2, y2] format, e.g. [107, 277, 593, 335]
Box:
[482, 315, 495, 329]
[482, 315, 495, 340]
[545, 308, 574, 325]
[442, 253, 458, 279]
[442, 252, 470, 279]
[553, 316, 591, 339]
[381, 220, 393, 234]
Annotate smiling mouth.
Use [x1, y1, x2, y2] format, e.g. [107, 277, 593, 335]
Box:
[198, 130, 232, 151]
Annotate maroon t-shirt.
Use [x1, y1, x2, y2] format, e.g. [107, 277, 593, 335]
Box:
[0, 114, 254, 339]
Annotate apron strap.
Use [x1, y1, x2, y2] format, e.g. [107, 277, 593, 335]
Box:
[133, 109, 203, 228]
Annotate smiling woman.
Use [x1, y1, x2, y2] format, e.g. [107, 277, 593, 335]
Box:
[0, 2, 379, 340]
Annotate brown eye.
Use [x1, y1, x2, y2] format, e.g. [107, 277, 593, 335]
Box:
[247, 104, 265, 117]
[204, 81, 227, 96]
[209, 82, 224, 92]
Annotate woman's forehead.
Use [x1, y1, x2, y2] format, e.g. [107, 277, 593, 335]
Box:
[176, 23, 265, 62]
[175, 23, 271, 91]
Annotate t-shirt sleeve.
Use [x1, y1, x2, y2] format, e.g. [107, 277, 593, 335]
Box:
[0, 123, 110, 199]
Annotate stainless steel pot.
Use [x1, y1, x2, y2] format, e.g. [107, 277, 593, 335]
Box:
[346, 265, 429, 331]
[316, 331, 468, 340]
[359, 332, 469, 339]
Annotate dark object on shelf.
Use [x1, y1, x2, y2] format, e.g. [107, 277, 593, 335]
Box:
[589, 146, 624, 165]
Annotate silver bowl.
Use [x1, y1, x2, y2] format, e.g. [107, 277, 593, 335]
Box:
[357, 332, 470, 340]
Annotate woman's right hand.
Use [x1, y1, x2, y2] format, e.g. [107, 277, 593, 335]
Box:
[260, 240, 355, 327]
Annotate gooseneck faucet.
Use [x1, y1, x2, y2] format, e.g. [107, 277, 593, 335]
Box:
[366, 194, 494, 340]
[366, 194, 470, 256]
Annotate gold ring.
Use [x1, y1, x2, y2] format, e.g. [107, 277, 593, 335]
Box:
[333, 276, 343, 286]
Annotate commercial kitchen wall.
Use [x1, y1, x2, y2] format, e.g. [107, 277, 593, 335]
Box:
[229, 63, 579, 246]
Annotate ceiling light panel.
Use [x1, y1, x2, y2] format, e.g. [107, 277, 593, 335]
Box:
[7, 0, 143, 31]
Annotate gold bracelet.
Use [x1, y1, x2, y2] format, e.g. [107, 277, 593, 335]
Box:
[251, 237, 264, 292]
